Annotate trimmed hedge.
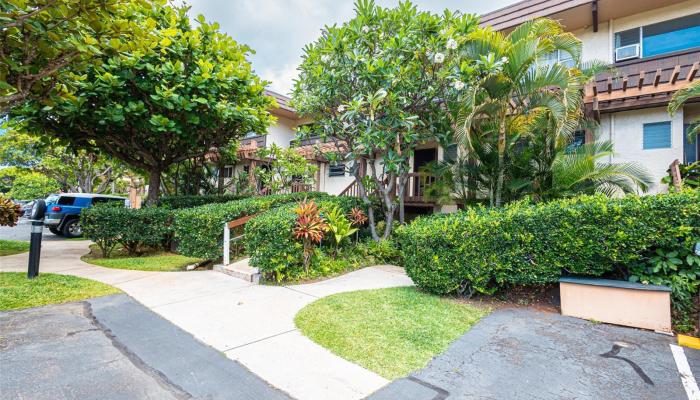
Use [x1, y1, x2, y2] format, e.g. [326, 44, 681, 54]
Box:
[174, 192, 336, 259]
[82, 206, 174, 257]
[245, 196, 362, 281]
[158, 194, 249, 209]
[395, 190, 700, 296]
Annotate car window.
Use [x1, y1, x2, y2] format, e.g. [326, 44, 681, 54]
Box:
[57, 196, 76, 206]
[92, 197, 124, 205]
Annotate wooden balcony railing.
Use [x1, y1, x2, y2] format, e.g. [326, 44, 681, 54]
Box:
[585, 49, 699, 114]
[339, 172, 436, 205]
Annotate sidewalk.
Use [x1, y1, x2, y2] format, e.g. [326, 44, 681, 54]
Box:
[0, 240, 414, 400]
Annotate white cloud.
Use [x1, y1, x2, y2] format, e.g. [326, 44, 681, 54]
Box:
[187, 0, 518, 93]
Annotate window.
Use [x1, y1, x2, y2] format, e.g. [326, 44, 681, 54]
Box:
[444, 144, 458, 162]
[566, 130, 586, 153]
[685, 124, 699, 163]
[57, 196, 76, 206]
[643, 122, 672, 150]
[614, 13, 700, 61]
[328, 163, 345, 177]
[92, 197, 124, 206]
[643, 13, 700, 58]
[221, 166, 234, 179]
[244, 132, 259, 139]
[537, 50, 574, 68]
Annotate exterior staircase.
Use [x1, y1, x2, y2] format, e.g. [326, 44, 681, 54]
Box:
[214, 258, 260, 283]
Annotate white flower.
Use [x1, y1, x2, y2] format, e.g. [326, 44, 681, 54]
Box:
[446, 39, 458, 50]
[452, 80, 465, 90]
[434, 52, 445, 63]
[439, 28, 447, 35]
[500, 56, 509, 64]
[362, 26, 370, 33]
[337, 104, 346, 113]
[321, 55, 330, 63]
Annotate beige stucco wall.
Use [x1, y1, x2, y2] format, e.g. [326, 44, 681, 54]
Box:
[266, 115, 298, 149]
[597, 107, 685, 193]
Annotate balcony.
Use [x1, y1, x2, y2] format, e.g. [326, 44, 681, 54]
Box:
[585, 48, 699, 115]
[340, 173, 437, 207]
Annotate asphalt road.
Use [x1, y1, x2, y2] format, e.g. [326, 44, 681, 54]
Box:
[0, 218, 65, 241]
[0, 294, 291, 400]
[370, 308, 697, 400]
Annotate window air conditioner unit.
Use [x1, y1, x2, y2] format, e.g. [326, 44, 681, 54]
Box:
[615, 44, 640, 62]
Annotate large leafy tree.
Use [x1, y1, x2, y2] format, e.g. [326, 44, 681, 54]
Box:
[0, 0, 154, 113]
[14, 4, 273, 204]
[453, 19, 605, 207]
[294, 0, 477, 240]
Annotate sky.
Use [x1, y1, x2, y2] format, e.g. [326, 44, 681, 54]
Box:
[187, 0, 519, 95]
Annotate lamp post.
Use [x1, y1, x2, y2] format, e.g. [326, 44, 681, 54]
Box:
[27, 199, 46, 279]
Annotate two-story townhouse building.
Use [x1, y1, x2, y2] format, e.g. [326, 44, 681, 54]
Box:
[481, 0, 700, 192]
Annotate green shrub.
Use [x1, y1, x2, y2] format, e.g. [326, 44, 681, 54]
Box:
[174, 192, 334, 259]
[396, 191, 700, 297]
[158, 194, 250, 209]
[245, 196, 362, 281]
[81, 206, 174, 257]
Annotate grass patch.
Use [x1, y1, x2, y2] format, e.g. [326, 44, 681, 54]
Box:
[81, 244, 203, 272]
[0, 239, 30, 256]
[0, 272, 120, 311]
[295, 287, 489, 379]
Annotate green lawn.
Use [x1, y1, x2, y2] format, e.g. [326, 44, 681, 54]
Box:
[0, 239, 30, 256]
[0, 272, 120, 311]
[295, 287, 489, 379]
[82, 244, 203, 272]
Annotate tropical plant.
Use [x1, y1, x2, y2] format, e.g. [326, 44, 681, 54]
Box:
[348, 207, 368, 226]
[324, 205, 358, 252]
[255, 143, 317, 194]
[294, 0, 477, 240]
[669, 80, 700, 138]
[662, 161, 700, 189]
[452, 18, 608, 206]
[293, 199, 328, 271]
[13, 4, 273, 205]
[543, 141, 654, 199]
[0, 195, 22, 227]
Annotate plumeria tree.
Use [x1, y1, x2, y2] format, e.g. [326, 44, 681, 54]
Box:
[13, 4, 273, 204]
[294, 0, 478, 240]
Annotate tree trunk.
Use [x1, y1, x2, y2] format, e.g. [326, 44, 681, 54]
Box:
[217, 159, 225, 195]
[397, 172, 408, 224]
[494, 118, 506, 207]
[146, 168, 162, 206]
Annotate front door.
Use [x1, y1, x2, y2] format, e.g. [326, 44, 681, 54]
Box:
[411, 148, 438, 200]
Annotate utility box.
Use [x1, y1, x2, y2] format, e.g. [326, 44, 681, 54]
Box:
[559, 277, 672, 334]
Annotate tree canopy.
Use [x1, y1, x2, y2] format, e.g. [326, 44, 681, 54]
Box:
[13, 3, 274, 204]
[293, 0, 477, 240]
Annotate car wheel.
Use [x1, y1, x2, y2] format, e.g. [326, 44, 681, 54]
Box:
[49, 227, 63, 236]
[62, 219, 83, 238]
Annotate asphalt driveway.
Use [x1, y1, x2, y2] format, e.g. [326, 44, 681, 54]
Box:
[0, 294, 291, 400]
[369, 308, 699, 400]
[0, 218, 66, 241]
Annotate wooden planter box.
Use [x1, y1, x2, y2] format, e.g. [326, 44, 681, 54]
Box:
[559, 277, 672, 334]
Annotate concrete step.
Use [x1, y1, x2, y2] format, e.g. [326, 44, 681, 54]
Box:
[214, 258, 260, 283]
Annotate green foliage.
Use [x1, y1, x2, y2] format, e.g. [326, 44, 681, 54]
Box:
[324, 206, 357, 248]
[0, 0, 157, 111]
[7, 172, 60, 200]
[175, 193, 333, 260]
[669, 80, 700, 138]
[396, 191, 700, 298]
[0, 196, 22, 227]
[663, 161, 700, 189]
[81, 205, 173, 257]
[245, 196, 362, 281]
[293, 0, 477, 240]
[158, 194, 249, 209]
[82, 244, 202, 272]
[0, 239, 29, 256]
[255, 143, 318, 194]
[14, 3, 273, 204]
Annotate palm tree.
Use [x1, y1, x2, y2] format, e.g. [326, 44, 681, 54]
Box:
[545, 141, 654, 199]
[668, 80, 700, 138]
[453, 18, 606, 206]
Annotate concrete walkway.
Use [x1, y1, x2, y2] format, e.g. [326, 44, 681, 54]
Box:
[0, 241, 413, 400]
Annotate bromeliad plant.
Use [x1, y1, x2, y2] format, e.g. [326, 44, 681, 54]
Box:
[324, 206, 358, 254]
[293, 199, 328, 271]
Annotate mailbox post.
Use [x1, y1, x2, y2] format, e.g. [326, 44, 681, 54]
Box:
[27, 199, 46, 279]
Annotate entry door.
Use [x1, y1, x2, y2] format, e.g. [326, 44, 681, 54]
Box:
[412, 148, 438, 199]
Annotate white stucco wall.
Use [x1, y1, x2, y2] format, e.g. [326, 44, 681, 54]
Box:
[597, 107, 685, 194]
[568, 0, 700, 64]
[266, 116, 297, 149]
[317, 163, 356, 195]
